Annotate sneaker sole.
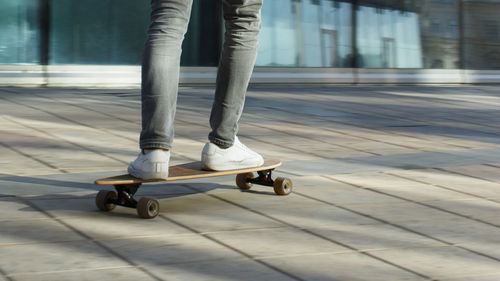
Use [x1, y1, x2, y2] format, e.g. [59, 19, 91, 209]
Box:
[201, 159, 264, 171]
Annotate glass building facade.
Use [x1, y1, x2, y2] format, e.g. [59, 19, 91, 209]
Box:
[0, 0, 499, 70]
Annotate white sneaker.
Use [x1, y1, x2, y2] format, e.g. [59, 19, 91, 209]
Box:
[201, 137, 264, 171]
[128, 149, 170, 179]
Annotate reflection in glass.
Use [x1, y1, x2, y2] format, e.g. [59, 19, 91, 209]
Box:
[0, 0, 40, 64]
[356, 0, 461, 69]
[1, 0, 498, 71]
[357, 5, 423, 68]
[181, 0, 221, 66]
[256, 0, 352, 67]
[463, 0, 500, 69]
[419, 0, 460, 69]
[49, 0, 149, 65]
[49, 0, 220, 66]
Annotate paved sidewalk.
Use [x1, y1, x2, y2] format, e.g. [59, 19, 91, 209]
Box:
[1, 85, 500, 281]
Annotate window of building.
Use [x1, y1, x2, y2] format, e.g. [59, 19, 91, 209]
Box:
[463, 1, 500, 69]
[356, 4, 423, 68]
[256, 0, 352, 67]
[431, 19, 441, 34]
[449, 20, 458, 39]
[0, 0, 40, 64]
[483, 20, 498, 39]
[357, 0, 461, 69]
[49, 0, 220, 66]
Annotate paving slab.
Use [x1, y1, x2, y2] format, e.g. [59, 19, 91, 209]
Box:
[330, 171, 434, 189]
[0, 219, 83, 246]
[386, 169, 500, 199]
[0, 145, 58, 176]
[282, 149, 498, 176]
[473, 215, 500, 225]
[399, 218, 500, 244]
[340, 140, 418, 155]
[0, 123, 124, 172]
[0, 173, 97, 196]
[435, 148, 500, 163]
[0, 197, 47, 221]
[160, 192, 286, 232]
[188, 181, 328, 209]
[27, 196, 129, 218]
[442, 164, 500, 183]
[309, 223, 444, 251]
[367, 184, 473, 203]
[396, 125, 500, 146]
[280, 158, 381, 176]
[0, 241, 129, 275]
[261, 252, 426, 281]
[426, 199, 500, 222]
[104, 235, 243, 266]
[328, 173, 476, 203]
[208, 228, 350, 258]
[457, 241, 500, 261]
[145, 259, 296, 281]
[59, 214, 191, 240]
[170, 137, 206, 160]
[190, 180, 380, 228]
[369, 246, 500, 280]
[9, 267, 157, 281]
[341, 201, 460, 223]
[290, 176, 410, 205]
[441, 273, 500, 281]
[237, 140, 321, 162]
[254, 204, 378, 229]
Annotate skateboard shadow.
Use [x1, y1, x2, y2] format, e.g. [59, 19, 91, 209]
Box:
[0, 174, 97, 196]
[2, 188, 206, 220]
[5, 186, 277, 220]
[179, 182, 277, 197]
[0, 173, 278, 220]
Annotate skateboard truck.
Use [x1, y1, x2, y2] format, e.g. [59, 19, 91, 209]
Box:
[248, 169, 275, 187]
[113, 184, 140, 208]
[96, 183, 160, 219]
[236, 169, 293, 196]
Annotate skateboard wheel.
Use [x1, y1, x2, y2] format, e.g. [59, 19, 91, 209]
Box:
[137, 197, 160, 219]
[236, 172, 254, 190]
[273, 177, 292, 195]
[96, 190, 117, 211]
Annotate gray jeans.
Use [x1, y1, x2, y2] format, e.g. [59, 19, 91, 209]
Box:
[140, 0, 263, 150]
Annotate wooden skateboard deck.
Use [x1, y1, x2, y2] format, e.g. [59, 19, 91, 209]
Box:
[95, 159, 282, 185]
[94, 159, 292, 219]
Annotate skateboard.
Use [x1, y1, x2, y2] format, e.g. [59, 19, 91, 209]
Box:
[94, 159, 292, 219]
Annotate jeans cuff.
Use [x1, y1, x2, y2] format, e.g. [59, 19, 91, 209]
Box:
[140, 141, 172, 150]
[208, 136, 233, 149]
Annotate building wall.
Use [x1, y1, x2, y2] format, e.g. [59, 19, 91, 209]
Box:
[0, 0, 499, 86]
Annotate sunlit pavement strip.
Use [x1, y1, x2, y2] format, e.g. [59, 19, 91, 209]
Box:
[281, 148, 500, 176]
[0, 85, 500, 281]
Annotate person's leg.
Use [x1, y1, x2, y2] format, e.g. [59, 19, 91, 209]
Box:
[208, 0, 263, 148]
[140, 0, 193, 150]
[202, 0, 264, 171]
[129, 0, 193, 179]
